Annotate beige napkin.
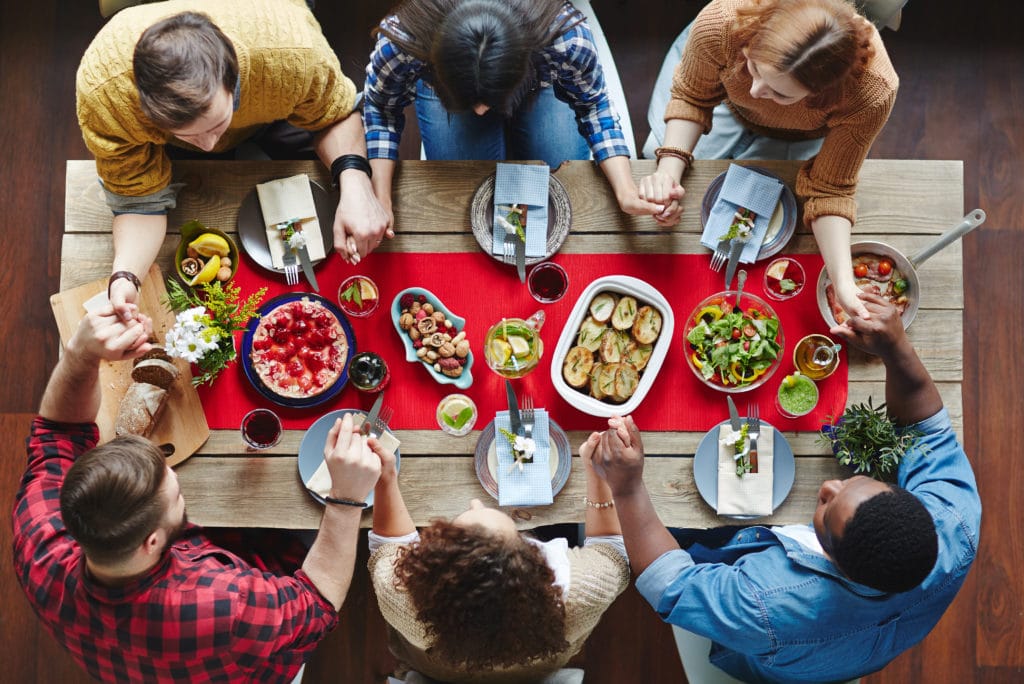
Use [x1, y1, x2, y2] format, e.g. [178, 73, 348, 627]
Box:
[256, 174, 325, 268]
[716, 424, 774, 516]
[305, 414, 401, 499]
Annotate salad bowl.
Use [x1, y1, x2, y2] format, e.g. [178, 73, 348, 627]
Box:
[683, 291, 784, 394]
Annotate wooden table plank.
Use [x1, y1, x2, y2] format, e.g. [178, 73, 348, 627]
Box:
[175, 454, 850, 530]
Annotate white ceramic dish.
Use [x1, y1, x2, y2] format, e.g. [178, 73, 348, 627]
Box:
[550, 275, 674, 417]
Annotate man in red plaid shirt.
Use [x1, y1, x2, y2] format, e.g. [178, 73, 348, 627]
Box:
[12, 306, 383, 682]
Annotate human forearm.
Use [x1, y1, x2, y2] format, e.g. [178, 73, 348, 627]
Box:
[372, 476, 415, 537]
[880, 339, 943, 425]
[612, 485, 679, 575]
[656, 119, 703, 180]
[585, 468, 622, 536]
[38, 348, 101, 423]
[314, 112, 369, 168]
[112, 213, 167, 279]
[302, 505, 364, 610]
[369, 158, 395, 215]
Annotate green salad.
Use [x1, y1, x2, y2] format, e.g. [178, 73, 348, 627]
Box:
[685, 299, 782, 388]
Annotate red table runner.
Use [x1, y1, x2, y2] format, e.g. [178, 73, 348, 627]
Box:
[199, 252, 847, 436]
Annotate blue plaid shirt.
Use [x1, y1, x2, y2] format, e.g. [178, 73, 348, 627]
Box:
[363, 5, 629, 162]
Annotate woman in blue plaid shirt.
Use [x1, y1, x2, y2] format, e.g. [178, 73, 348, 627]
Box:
[363, 0, 666, 232]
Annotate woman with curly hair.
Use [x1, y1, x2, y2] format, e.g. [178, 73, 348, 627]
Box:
[639, 0, 898, 322]
[363, 0, 665, 237]
[367, 430, 629, 682]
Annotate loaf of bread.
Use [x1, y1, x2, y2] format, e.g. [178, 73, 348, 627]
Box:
[115, 347, 180, 437]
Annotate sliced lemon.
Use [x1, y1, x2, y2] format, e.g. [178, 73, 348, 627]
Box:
[488, 339, 512, 365]
[358, 278, 378, 301]
[189, 255, 221, 286]
[189, 232, 231, 258]
[784, 372, 800, 388]
[766, 259, 789, 281]
[507, 335, 531, 358]
[442, 396, 472, 420]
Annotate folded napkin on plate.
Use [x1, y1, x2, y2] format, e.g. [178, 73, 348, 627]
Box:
[495, 409, 553, 507]
[256, 174, 326, 269]
[701, 164, 784, 264]
[716, 423, 774, 516]
[492, 163, 549, 258]
[305, 414, 401, 500]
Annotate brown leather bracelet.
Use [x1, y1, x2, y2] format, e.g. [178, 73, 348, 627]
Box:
[654, 146, 695, 167]
[107, 271, 141, 299]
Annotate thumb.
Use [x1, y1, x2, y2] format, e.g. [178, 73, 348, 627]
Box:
[668, 184, 686, 201]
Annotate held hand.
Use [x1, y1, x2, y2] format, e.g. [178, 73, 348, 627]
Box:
[637, 172, 686, 226]
[332, 173, 392, 265]
[579, 431, 604, 478]
[832, 277, 871, 321]
[616, 187, 675, 225]
[323, 413, 382, 502]
[369, 436, 398, 486]
[109, 278, 142, 323]
[594, 415, 646, 497]
[830, 292, 907, 358]
[68, 306, 153, 363]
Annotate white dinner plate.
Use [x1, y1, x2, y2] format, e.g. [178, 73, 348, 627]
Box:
[692, 419, 795, 519]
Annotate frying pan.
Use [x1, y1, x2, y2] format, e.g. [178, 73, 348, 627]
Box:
[817, 209, 986, 329]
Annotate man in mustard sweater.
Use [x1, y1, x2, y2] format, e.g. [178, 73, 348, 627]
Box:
[77, 0, 390, 319]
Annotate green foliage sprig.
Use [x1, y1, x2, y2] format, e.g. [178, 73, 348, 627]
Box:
[817, 397, 927, 479]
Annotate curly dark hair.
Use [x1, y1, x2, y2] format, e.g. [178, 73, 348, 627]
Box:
[831, 486, 938, 593]
[393, 519, 569, 669]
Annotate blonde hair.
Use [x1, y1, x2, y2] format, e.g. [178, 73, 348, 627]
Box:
[732, 0, 875, 107]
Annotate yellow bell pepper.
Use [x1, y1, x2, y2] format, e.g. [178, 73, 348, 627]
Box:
[694, 305, 724, 324]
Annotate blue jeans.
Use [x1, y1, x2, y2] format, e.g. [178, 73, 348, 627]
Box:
[415, 80, 590, 166]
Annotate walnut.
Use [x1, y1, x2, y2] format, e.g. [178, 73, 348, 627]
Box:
[438, 357, 463, 377]
[399, 312, 415, 330]
[410, 301, 421, 314]
[431, 311, 446, 324]
[180, 257, 202, 277]
[426, 332, 445, 348]
[438, 342, 456, 358]
[422, 303, 434, 315]
[455, 339, 471, 358]
[417, 318, 437, 335]
[409, 327, 421, 341]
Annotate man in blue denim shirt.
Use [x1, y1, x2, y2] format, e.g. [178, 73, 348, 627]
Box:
[591, 293, 981, 683]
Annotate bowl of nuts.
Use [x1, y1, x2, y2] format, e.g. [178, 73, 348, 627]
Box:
[392, 288, 474, 389]
[175, 219, 239, 287]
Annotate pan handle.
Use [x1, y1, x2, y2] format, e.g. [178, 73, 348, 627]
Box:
[909, 209, 986, 268]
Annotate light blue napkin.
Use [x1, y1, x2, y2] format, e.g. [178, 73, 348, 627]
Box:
[495, 409, 553, 507]
[493, 163, 549, 258]
[701, 164, 784, 263]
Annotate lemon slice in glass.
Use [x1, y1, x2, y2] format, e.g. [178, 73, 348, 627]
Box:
[489, 339, 512, 365]
[507, 335, 531, 358]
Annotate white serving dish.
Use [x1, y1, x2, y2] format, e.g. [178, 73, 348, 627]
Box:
[550, 275, 674, 417]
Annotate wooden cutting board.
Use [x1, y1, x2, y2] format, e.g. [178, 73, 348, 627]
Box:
[49, 264, 210, 467]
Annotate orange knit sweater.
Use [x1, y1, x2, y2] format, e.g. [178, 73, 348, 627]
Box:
[76, 0, 356, 199]
[665, 0, 898, 225]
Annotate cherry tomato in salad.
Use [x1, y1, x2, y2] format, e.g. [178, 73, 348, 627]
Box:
[878, 259, 893, 276]
[742, 340, 751, 351]
[731, 328, 741, 340]
[854, 263, 868, 278]
[742, 324, 757, 338]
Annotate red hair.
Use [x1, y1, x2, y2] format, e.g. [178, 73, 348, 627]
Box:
[732, 0, 875, 107]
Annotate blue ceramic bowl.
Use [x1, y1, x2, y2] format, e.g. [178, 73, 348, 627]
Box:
[391, 287, 473, 390]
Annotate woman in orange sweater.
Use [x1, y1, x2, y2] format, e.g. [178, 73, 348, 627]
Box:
[641, 0, 897, 320]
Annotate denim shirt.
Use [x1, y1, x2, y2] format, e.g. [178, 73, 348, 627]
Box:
[637, 408, 980, 683]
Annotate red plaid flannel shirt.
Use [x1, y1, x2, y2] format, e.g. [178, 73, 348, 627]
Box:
[12, 417, 339, 683]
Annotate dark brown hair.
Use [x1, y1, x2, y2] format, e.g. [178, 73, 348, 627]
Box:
[731, 0, 875, 108]
[60, 435, 168, 566]
[393, 520, 569, 669]
[133, 11, 238, 129]
[376, 0, 583, 114]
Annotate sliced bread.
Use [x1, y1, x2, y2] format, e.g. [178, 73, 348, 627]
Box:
[115, 382, 168, 437]
[131, 358, 180, 390]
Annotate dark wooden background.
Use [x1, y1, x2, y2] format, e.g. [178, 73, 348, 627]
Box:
[1, 1, 1021, 681]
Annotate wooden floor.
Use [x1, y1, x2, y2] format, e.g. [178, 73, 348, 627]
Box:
[1, 1, 1021, 681]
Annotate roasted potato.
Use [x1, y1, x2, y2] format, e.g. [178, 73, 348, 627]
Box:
[599, 329, 629, 364]
[633, 305, 662, 344]
[589, 292, 618, 323]
[576, 316, 606, 353]
[562, 345, 595, 388]
[612, 363, 640, 401]
[611, 296, 638, 330]
[625, 341, 654, 371]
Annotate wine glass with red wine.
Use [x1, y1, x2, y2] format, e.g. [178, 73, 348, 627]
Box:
[241, 408, 282, 449]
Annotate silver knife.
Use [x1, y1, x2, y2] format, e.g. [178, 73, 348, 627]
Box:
[726, 396, 742, 432]
[362, 392, 385, 436]
[724, 238, 744, 290]
[515, 236, 526, 283]
[505, 379, 523, 434]
[295, 246, 320, 292]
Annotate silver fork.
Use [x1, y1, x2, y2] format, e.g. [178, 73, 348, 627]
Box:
[709, 240, 730, 272]
[746, 402, 760, 473]
[371, 405, 394, 438]
[502, 233, 516, 266]
[521, 396, 535, 442]
[282, 248, 299, 286]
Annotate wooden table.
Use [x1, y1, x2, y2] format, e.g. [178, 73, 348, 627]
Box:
[62, 159, 965, 529]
